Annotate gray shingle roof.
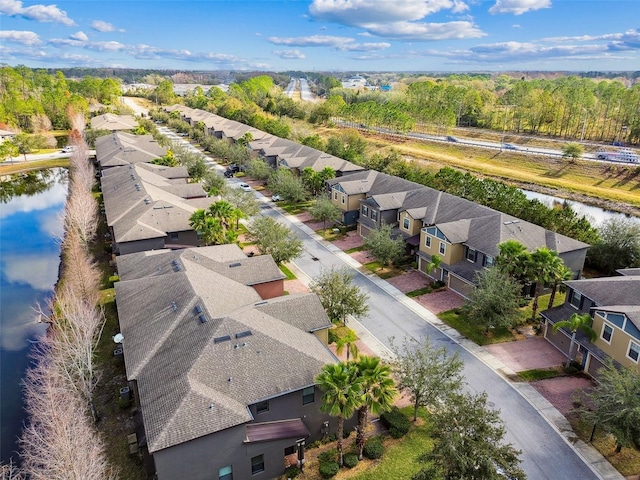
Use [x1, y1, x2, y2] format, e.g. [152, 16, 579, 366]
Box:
[90, 113, 138, 131]
[565, 276, 640, 307]
[96, 132, 167, 168]
[114, 247, 335, 453]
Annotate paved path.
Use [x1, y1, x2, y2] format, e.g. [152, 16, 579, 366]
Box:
[261, 201, 621, 480]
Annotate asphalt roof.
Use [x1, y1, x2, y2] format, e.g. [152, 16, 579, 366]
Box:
[114, 246, 335, 453]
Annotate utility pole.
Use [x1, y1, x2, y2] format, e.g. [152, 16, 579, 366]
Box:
[580, 108, 588, 142]
[500, 105, 514, 151]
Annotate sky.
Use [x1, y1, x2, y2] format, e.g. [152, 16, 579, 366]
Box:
[0, 0, 639, 72]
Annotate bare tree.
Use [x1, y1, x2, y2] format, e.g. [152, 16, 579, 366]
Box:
[19, 342, 117, 480]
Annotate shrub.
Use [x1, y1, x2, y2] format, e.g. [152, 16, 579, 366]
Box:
[319, 461, 339, 478]
[380, 407, 411, 438]
[284, 465, 300, 478]
[363, 437, 384, 459]
[318, 448, 338, 464]
[343, 453, 359, 468]
[430, 280, 446, 289]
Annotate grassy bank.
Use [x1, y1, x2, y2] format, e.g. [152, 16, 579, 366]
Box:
[0, 158, 69, 175]
[312, 125, 640, 215]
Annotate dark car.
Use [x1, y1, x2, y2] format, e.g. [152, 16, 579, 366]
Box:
[446, 136, 458, 142]
[224, 164, 241, 177]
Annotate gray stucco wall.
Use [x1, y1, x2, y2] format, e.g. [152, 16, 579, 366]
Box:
[559, 248, 588, 278]
[151, 386, 356, 480]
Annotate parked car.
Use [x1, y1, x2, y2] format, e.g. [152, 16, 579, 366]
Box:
[503, 143, 518, 150]
[61, 146, 75, 153]
[446, 136, 458, 142]
[271, 194, 282, 202]
[238, 183, 251, 192]
[224, 164, 241, 177]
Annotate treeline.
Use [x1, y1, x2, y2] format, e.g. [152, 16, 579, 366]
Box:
[325, 75, 640, 144]
[0, 65, 124, 132]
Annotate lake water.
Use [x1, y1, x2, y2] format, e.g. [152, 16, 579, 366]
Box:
[0, 169, 67, 464]
[521, 189, 640, 226]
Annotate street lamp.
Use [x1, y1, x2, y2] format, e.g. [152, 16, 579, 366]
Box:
[500, 105, 514, 151]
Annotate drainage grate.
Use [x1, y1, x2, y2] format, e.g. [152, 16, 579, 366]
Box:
[311, 256, 319, 261]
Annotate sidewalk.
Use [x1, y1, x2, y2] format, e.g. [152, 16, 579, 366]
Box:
[282, 208, 623, 480]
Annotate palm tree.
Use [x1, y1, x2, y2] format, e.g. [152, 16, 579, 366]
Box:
[333, 327, 359, 362]
[552, 313, 597, 368]
[425, 254, 442, 279]
[208, 200, 242, 244]
[354, 356, 397, 460]
[529, 247, 559, 321]
[496, 239, 530, 283]
[316, 363, 363, 467]
[547, 263, 573, 309]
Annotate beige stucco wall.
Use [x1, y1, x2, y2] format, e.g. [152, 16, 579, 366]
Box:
[330, 187, 363, 212]
[418, 231, 463, 265]
[592, 313, 640, 373]
[399, 212, 422, 236]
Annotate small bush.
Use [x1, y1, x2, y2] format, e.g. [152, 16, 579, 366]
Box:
[343, 453, 359, 468]
[319, 461, 339, 478]
[318, 448, 338, 464]
[381, 407, 411, 438]
[430, 280, 446, 289]
[363, 437, 384, 459]
[108, 275, 119, 287]
[284, 465, 300, 478]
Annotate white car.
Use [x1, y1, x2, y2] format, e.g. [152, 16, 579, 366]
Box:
[238, 183, 251, 192]
[271, 194, 282, 202]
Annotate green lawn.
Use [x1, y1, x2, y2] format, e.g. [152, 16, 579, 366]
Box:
[519, 291, 566, 321]
[363, 261, 403, 279]
[344, 246, 365, 254]
[517, 367, 564, 382]
[351, 407, 433, 480]
[279, 201, 313, 214]
[406, 287, 432, 297]
[437, 309, 516, 345]
[279, 263, 297, 280]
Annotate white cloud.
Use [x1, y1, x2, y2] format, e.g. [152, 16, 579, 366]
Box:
[0, 29, 41, 45]
[3, 253, 61, 291]
[362, 21, 485, 40]
[0, 0, 74, 25]
[69, 31, 88, 42]
[308, 0, 483, 41]
[489, 0, 551, 15]
[0, 180, 66, 220]
[268, 34, 390, 51]
[310, 0, 466, 25]
[91, 19, 124, 32]
[273, 49, 306, 59]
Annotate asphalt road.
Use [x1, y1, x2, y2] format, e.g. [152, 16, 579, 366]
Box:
[256, 204, 600, 480]
[128, 104, 604, 479]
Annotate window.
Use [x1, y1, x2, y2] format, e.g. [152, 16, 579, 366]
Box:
[170, 232, 179, 240]
[371, 210, 378, 221]
[439, 242, 446, 255]
[341, 195, 345, 204]
[255, 400, 269, 414]
[333, 191, 338, 200]
[302, 386, 315, 405]
[251, 455, 264, 475]
[362, 205, 369, 217]
[601, 324, 613, 343]
[466, 248, 476, 262]
[485, 255, 494, 267]
[403, 218, 410, 229]
[628, 341, 640, 362]
[425, 236, 431, 248]
[569, 291, 582, 309]
[284, 445, 296, 456]
[219, 466, 233, 480]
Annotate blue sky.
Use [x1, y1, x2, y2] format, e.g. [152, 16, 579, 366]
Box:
[1, 0, 638, 72]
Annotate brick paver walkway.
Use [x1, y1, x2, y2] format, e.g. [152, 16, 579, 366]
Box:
[413, 289, 466, 314]
[386, 270, 431, 293]
[484, 336, 567, 372]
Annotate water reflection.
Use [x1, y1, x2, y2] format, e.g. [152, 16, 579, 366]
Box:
[0, 168, 67, 463]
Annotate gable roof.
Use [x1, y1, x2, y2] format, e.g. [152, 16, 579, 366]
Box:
[565, 276, 640, 307]
[114, 247, 335, 453]
[96, 132, 167, 168]
[90, 113, 138, 131]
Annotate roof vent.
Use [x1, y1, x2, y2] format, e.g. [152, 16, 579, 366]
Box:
[194, 305, 203, 314]
[229, 262, 241, 268]
[228, 377, 233, 382]
[254, 301, 268, 306]
[171, 301, 177, 312]
[236, 330, 252, 339]
[214, 335, 231, 344]
[198, 314, 207, 324]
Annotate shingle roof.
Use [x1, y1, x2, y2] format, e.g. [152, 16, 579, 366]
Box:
[115, 251, 335, 453]
[96, 132, 166, 168]
[617, 268, 640, 276]
[565, 276, 640, 307]
[90, 113, 138, 131]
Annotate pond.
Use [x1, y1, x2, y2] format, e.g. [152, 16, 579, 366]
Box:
[521, 189, 640, 226]
[0, 168, 67, 464]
